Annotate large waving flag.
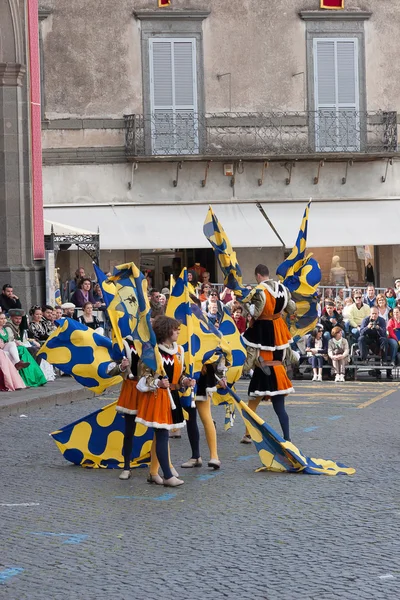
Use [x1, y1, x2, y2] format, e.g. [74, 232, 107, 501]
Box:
[204, 206, 254, 301]
[228, 388, 355, 476]
[109, 263, 163, 373]
[38, 318, 122, 393]
[50, 401, 152, 469]
[166, 268, 225, 407]
[276, 201, 322, 341]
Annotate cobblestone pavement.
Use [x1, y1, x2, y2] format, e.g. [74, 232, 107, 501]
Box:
[1, 379, 400, 600]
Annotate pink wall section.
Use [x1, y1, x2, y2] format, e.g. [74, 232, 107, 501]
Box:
[28, 0, 45, 260]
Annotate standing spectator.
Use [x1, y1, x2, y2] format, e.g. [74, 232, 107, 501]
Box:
[187, 271, 198, 296]
[220, 287, 234, 305]
[70, 267, 86, 294]
[306, 327, 328, 382]
[149, 289, 164, 318]
[232, 305, 247, 334]
[363, 285, 377, 308]
[386, 306, 400, 365]
[71, 278, 98, 308]
[161, 287, 170, 304]
[202, 271, 211, 285]
[0, 284, 22, 315]
[358, 307, 388, 361]
[376, 294, 391, 323]
[347, 291, 370, 341]
[328, 326, 349, 382]
[199, 283, 211, 303]
[342, 297, 354, 323]
[320, 302, 344, 342]
[207, 303, 220, 327]
[92, 283, 104, 304]
[385, 287, 397, 310]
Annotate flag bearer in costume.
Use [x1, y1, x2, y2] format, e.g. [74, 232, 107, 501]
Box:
[240, 264, 295, 443]
[136, 316, 195, 487]
[181, 359, 226, 470]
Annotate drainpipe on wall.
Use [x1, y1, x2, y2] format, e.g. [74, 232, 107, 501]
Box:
[27, 0, 45, 260]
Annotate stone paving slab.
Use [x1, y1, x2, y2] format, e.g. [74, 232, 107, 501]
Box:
[1, 381, 400, 599]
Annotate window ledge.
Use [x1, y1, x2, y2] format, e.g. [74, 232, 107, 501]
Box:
[133, 9, 210, 21]
[300, 10, 372, 21]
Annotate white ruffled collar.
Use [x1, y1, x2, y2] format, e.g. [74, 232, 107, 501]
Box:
[158, 342, 179, 355]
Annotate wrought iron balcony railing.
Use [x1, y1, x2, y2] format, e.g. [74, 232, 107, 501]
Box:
[124, 111, 398, 158]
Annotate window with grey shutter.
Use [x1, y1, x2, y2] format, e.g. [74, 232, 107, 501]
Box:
[149, 38, 198, 155]
[313, 38, 359, 151]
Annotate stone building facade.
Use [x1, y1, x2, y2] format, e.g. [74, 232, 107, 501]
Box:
[40, 0, 400, 288]
[0, 0, 44, 308]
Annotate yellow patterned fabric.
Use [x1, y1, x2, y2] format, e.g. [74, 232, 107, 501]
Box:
[38, 319, 122, 394]
[51, 401, 152, 469]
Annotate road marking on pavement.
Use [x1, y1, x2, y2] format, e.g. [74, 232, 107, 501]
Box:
[378, 574, 395, 580]
[0, 568, 24, 584]
[236, 454, 258, 461]
[357, 388, 398, 409]
[29, 532, 88, 544]
[115, 493, 176, 502]
[327, 415, 344, 420]
[196, 472, 221, 481]
[303, 426, 319, 432]
[0, 502, 39, 507]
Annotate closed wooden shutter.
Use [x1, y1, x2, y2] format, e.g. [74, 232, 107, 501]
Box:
[313, 38, 359, 151]
[149, 38, 198, 154]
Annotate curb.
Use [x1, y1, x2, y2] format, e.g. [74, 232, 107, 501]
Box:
[0, 385, 95, 417]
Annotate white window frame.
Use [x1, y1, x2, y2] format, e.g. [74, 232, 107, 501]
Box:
[313, 37, 360, 152]
[149, 37, 199, 155]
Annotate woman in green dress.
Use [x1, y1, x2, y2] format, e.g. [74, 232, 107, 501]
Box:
[0, 312, 46, 388]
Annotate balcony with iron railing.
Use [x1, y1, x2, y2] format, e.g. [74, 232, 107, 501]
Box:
[124, 111, 398, 160]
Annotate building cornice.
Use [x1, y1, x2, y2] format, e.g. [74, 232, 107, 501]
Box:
[0, 63, 26, 86]
[39, 7, 52, 21]
[133, 9, 210, 21]
[300, 10, 372, 21]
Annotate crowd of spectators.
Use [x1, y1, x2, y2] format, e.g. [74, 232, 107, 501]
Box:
[298, 283, 400, 382]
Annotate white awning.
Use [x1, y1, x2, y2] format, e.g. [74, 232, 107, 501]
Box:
[44, 219, 97, 236]
[261, 200, 400, 247]
[44, 200, 400, 250]
[43, 204, 282, 249]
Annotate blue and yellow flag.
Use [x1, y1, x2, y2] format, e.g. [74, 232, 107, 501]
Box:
[167, 268, 224, 379]
[276, 201, 322, 341]
[110, 263, 163, 373]
[212, 306, 246, 423]
[38, 318, 122, 393]
[203, 206, 254, 301]
[50, 401, 152, 469]
[230, 389, 355, 476]
[93, 262, 116, 307]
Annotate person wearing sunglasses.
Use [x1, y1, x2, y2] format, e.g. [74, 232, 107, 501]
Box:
[201, 289, 224, 320]
[347, 290, 370, 342]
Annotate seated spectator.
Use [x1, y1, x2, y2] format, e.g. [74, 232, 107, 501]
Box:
[7, 309, 41, 360]
[61, 302, 77, 319]
[306, 327, 328, 382]
[385, 287, 397, 310]
[232, 305, 247, 334]
[54, 307, 63, 320]
[334, 288, 346, 304]
[92, 283, 104, 304]
[335, 302, 343, 318]
[201, 289, 224, 319]
[42, 305, 57, 335]
[207, 303, 221, 328]
[342, 297, 354, 323]
[0, 284, 22, 315]
[161, 287, 170, 304]
[358, 307, 388, 361]
[328, 326, 349, 383]
[71, 278, 99, 309]
[202, 271, 211, 285]
[0, 312, 29, 371]
[79, 302, 104, 335]
[1, 312, 46, 388]
[387, 306, 400, 365]
[376, 294, 391, 323]
[0, 340, 26, 391]
[220, 287, 234, 305]
[347, 290, 370, 341]
[363, 285, 377, 308]
[199, 283, 211, 303]
[158, 294, 167, 309]
[28, 306, 56, 382]
[395, 279, 400, 299]
[320, 302, 344, 342]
